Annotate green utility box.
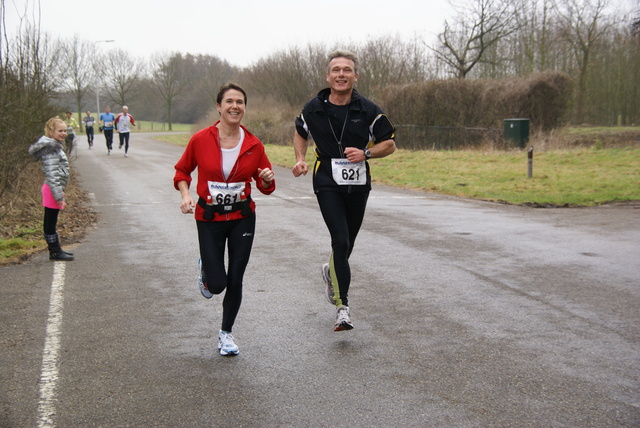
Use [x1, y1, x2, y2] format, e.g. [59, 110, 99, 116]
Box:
[504, 118, 530, 148]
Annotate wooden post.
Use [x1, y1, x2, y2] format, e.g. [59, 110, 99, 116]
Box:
[527, 146, 534, 178]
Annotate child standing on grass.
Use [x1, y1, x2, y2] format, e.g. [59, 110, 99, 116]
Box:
[28, 117, 74, 261]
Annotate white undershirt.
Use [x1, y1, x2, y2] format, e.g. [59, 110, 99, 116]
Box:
[221, 128, 244, 180]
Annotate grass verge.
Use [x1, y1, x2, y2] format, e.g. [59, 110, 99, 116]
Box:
[0, 164, 98, 266]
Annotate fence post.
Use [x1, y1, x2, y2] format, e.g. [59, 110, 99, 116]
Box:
[527, 146, 534, 178]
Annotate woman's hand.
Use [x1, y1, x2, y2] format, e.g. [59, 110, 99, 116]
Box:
[177, 181, 195, 214]
[180, 194, 195, 214]
[258, 168, 275, 185]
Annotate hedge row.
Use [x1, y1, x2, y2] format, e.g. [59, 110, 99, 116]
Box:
[381, 71, 573, 132]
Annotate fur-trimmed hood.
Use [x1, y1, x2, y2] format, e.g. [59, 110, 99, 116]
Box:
[28, 136, 64, 161]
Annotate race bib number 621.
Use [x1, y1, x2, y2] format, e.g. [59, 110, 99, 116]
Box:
[331, 159, 366, 185]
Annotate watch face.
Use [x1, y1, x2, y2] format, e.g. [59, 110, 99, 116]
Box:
[364, 149, 371, 159]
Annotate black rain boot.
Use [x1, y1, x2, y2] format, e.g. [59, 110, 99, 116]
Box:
[46, 234, 74, 261]
[59, 248, 74, 256]
[45, 233, 73, 256]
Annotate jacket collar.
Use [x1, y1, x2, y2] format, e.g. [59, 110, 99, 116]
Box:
[211, 121, 261, 154]
[313, 88, 362, 112]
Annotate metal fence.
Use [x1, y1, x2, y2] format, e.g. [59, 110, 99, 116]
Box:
[394, 125, 505, 150]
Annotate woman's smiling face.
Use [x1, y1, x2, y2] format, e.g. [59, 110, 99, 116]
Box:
[217, 89, 246, 125]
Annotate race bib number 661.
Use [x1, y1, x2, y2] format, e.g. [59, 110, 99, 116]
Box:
[331, 159, 366, 185]
[207, 181, 245, 204]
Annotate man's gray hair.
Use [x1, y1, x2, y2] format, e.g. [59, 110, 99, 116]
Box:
[327, 50, 359, 74]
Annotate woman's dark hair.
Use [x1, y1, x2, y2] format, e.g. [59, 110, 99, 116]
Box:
[216, 83, 247, 105]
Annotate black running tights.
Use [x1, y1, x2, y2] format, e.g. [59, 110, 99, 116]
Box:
[316, 190, 369, 307]
[196, 214, 256, 332]
[118, 132, 130, 152]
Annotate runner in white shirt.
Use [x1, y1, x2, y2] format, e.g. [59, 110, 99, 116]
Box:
[115, 105, 136, 157]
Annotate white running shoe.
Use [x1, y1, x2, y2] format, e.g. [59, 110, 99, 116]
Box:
[218, 331, 239, 356]
[322, 263, 335, 305]
[197, 258, 213, 299]
[334, 306, 354, 331]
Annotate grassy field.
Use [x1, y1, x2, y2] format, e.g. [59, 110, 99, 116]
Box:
[157, 133, 640, 207]
[564, 126, 640, 135]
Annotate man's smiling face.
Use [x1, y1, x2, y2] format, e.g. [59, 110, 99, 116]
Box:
[326, 57, 358, 95]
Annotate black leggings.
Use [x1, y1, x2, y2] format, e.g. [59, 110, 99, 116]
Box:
[197, 214, 256, 332]
[119, 132, 130, 152]
[316, 190, 369, 307]
[44, 207, 60, 236]
[86, 126, 94, 144]
[104, 129, 114, 150]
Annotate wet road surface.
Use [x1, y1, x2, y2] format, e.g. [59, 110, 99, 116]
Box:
[2, 133, 639, 427]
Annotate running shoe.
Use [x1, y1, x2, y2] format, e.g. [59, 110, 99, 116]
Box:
[322, 263, 335, 305]
[218, 331, 239, 356]
[197, 258, 213, 299]
[334, 305, 354, 331]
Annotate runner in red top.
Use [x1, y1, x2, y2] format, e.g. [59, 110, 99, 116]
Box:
[174, 83, 275, 356]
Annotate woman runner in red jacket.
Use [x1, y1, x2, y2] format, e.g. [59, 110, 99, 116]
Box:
[174, 83, 275, 356]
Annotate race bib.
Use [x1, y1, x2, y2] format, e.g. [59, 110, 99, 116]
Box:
[331, 159, 366, 185]
[105, 121, 113, 127]
[207, 181, 245, 205]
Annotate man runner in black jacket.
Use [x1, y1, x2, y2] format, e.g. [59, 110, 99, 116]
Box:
[292, 50, 396, 331]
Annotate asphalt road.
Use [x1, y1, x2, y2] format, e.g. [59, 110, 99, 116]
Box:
[2, 133, 639, 427]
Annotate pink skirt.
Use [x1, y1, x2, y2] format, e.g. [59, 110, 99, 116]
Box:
[42, 183, 61, 209]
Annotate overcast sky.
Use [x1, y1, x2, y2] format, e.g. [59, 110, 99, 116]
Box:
[4, 0, 455, 67]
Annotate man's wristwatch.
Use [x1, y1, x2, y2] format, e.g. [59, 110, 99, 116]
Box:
[363, 148, 371, 159]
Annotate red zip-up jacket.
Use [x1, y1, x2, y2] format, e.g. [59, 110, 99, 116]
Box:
[173, 122, 275, 221]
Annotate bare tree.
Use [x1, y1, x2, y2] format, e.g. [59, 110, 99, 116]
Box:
[583, 17, 639, 125]
[0, 21, 58, 200]
[241, 46, 320, 107]
[507, 0, 555, 74]
[59, 35, 94, 123]
[430, 0, 520, 78]
[554, 0, 613, 124]
[150, 52, 188, 131]
[357, 36, 430, 99]
[193, 54, 235, 107]
[102, 48, 145, 108]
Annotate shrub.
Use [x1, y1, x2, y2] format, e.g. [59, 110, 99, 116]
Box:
[382, 72, 573, 132]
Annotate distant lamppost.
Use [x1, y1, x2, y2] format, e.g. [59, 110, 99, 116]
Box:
[94, 40, 115, 114]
